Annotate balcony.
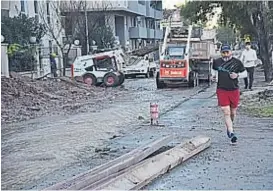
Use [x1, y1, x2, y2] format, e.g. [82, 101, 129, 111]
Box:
[147, 29, 155, 39]
[146, 6, 155, 18]
[83, 1, 128, 11]
[128, 1, 146, 16]
[154, 10, 163, 20]
[129, 27, 148, 39]
[155, 29, 163, 39]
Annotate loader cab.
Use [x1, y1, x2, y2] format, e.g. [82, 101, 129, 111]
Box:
[85, 55, 118, 72]
[165, 45, 187, 60]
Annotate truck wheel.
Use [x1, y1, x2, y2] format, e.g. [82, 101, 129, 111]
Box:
[195, 75, 199, 87]
[208, 75, 212, 86]
[118, 72, 125, 85]
[188, 71, 196, 87]
[149, 69, 155, 78]
[103, 72, 119, 87]
[156, 72, 166, 89]
[145, 69, 150, 78]
[83, 73, 97, 86]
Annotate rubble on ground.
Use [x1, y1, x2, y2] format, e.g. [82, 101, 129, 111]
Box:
[241, 88, 273, 117]
[1, 73, 124, 124]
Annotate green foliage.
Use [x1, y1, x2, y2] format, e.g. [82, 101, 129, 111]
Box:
[1, 14, 45, 72]
[216, 26, 236, 44]
[8, 45, 36, 72]
[1, 14, 46, 45]
[180, 1, 216, 25]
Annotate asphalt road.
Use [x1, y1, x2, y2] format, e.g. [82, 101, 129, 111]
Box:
[2, 74, 272, 190]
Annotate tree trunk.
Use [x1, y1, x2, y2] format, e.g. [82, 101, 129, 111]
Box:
[260, 45, 273, 81]
[62, 56, 67, 76]
[257, 2, 273, 82]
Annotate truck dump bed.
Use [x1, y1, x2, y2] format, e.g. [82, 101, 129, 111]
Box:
[190, 41, 215, 60]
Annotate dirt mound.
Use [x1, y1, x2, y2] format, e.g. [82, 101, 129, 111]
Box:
[1, 74, 121, 124]
[257, 89, 273, 100]
[241, 88, 273, 117]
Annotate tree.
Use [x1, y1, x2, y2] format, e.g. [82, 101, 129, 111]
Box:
[180, 1, 273, 81]
[1, 14, 46, 72]
[39, 0, 85, 76]
[75, 1, 115, 54]
[90, 25, 115, 49]
[216, 26, 236, 44]
[1, 14, 46, 45]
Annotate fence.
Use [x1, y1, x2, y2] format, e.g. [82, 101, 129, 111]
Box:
[4, 44, 82, 78]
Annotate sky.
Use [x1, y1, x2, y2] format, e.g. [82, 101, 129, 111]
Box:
[163, 0, 186, 9]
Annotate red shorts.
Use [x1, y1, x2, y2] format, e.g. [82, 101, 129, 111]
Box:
[216, 88, 240, 108]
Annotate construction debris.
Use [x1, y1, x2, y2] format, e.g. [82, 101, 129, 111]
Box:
[44, 135, 211, 190]
[92, 136, 211, 190]
[44, 136, 173, 190]
[130, 45, 159, 57]
[1, 73, 123, 124]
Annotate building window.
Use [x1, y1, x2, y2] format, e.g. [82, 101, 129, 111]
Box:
[49, 40, 53, 53]
[34, 0, 38, 14]
[1, 9, 9, 18]
[20, 0, 25, 12]
[46, 1, 50, 16]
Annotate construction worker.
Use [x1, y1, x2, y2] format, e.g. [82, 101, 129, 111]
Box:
[211, 45, 247, 144]
[240, 41, 258, 90]
[50, 53, 58, 77]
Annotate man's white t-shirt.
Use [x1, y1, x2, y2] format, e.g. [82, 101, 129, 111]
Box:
[240, 49, 257, 68]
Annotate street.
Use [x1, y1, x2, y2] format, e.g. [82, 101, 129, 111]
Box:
[1, 75, 273, 190]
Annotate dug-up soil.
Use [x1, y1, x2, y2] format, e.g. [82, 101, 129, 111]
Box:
[1, 73, 123, 124]
[241, 88, 273, 117]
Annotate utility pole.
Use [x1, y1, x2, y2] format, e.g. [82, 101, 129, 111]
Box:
[84, 1, 90, 54]
[153, 1, 156, 45]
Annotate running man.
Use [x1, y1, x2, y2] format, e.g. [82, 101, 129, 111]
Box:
[240, 42, 258, 90]
[211, 45, 247, 144]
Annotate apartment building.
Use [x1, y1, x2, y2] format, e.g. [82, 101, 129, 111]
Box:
[1, 0, 63, 54]
[85, 0, 164, 50]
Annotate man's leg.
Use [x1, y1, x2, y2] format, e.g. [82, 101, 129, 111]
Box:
[230, 107, 238, 123]
[220, 106, 234, 134]
[248, 67, 254, 89]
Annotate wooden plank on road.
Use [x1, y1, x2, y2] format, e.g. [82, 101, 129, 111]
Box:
[44, 135, 172, 190]
[92, 136, 211, 190]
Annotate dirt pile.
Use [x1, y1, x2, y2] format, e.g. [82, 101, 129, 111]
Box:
[1, 74, 123, 124]
[257, 89, 273, 100]
[241, 89, 273, 117]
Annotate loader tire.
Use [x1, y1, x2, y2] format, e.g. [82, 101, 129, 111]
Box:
[83, 73, 97, 86]
[118, 72, 125, 85]
[103, 72, 119, 87]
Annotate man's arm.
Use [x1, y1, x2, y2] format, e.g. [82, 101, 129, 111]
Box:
[211, 59, 218, 81]
[237, 59, 247, 78]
